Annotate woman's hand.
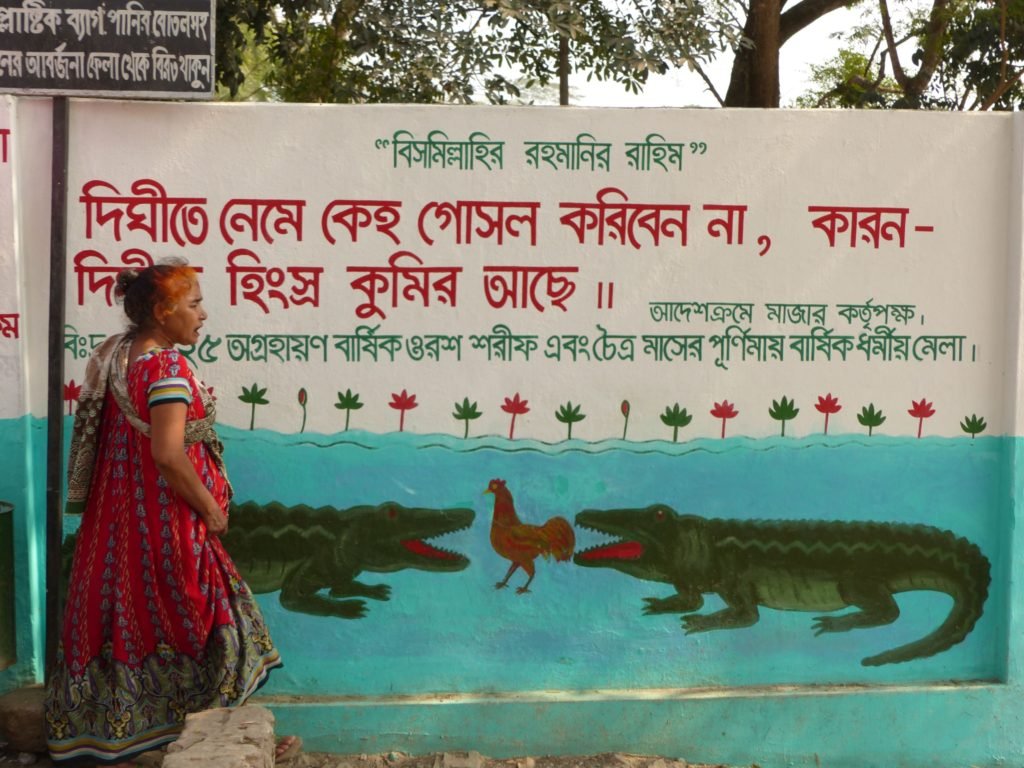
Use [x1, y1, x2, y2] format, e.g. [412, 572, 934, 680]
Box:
[201, 503, 229, 536]
[151, 401, 230, 536]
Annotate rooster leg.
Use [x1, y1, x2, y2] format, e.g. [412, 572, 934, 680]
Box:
[515, 561, 537, 594]
[496, 562, 519, 590]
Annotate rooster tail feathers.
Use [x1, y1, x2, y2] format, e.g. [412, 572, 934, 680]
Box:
[540, 516, 576, 562]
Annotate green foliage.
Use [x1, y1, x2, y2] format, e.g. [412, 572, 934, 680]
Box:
[334, 388, 364, 431]
[934, 0, 1024, 110]
[453, 397, 483, 438]
[215, 0, 743, 104]
[238, 383, 269, 430]
[768, 396, 799, 436]
[857, 403, 887, 436]
[659, 403, 693, 443]
[793, 0, 1024, 111]
[795, 49, 901, 108]
[555, 401, 586, 439]
[215, 20, 276, 101]
[960, 413, 987, 438]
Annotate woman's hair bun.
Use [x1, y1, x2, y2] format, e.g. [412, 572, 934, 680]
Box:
[114, 268, 141, 300]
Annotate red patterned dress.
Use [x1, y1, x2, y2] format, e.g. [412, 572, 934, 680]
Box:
[46, 346, 281, 765]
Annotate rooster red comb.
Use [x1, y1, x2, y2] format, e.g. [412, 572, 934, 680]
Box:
[486, 478, 507, 491]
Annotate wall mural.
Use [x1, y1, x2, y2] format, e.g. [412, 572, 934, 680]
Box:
[486, 478, 575, 593]
[575, 507, 990, 666]
[19, 103, 1008, 698]
[221, 501, 474, 619]
[62, 496, 991, 667]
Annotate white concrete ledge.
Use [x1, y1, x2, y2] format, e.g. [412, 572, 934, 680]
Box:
[163, 705, 275, 768]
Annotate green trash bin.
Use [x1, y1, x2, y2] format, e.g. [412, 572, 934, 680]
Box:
[0, 501, 14, 670]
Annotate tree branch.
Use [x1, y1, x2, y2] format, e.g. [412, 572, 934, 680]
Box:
[904, 0, 951, 97]
[691, 61, 726, 105]
[779, 0, 862, 44]
[878, 0, 910, 90]
[979, 66, 1024, 110]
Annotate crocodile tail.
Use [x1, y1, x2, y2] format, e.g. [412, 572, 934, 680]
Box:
[862, 535, 991, 666]
[540, 516, 576, 562]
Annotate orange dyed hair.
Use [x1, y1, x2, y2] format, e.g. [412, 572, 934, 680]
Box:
[116, 259, 198, 330]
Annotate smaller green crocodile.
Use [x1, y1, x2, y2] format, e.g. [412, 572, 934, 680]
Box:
[574, 505, 991, 666]
[222, 500, 474, 619]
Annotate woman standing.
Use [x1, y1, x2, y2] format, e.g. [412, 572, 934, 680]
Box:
[45, 260, 284, 766]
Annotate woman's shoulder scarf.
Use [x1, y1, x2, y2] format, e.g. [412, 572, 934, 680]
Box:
[65, 333, 232, 515]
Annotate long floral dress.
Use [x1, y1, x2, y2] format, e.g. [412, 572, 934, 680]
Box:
[46, 346, 281, 765]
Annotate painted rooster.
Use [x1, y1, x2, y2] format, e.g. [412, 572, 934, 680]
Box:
[485, 478, 575, 594]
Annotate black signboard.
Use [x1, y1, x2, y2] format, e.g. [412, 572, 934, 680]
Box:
[0, 0, 214, 99]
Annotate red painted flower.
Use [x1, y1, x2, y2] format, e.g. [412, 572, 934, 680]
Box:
[389, 389, 418, 432]
[710, 400, 739, 439]
[620, 399, 631, 440]
[814, 393, 842, 435]
[908, 398, 935, 439]
[63, 379, 82, 416]
[501, 393, 530, 439]
[297, 387, 308, 433]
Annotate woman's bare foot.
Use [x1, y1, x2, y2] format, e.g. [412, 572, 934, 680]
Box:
[275, 735, 302, 763]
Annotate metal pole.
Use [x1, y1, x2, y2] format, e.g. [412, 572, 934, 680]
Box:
[0, 501, 15, 671]
[45, 96, 69, 678]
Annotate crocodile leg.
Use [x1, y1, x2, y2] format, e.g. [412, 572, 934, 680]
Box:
[643, 587, 704, 615]
[681, 584, 759, 634]
[330, 580, 391, 601]
[812, 581, 899, 635]
[280, 562, 368, 619]
[280, 588, 368, 619]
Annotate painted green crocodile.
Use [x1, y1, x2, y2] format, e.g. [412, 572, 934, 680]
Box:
[574, 505, 990, 666]
[220, 500, 474, 619]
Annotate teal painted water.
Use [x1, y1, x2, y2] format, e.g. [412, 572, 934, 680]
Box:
[220, 427, 1011, 695]
[3, 418, 1007, 695]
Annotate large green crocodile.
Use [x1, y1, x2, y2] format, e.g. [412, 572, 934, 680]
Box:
[574, 505, 991, 666]
[220, 500, 474, 619]
[61, 500, 473, 620]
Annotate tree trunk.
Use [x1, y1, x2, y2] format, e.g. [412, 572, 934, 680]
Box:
[725, 0, 782, 107]
[559, 35, 569, 106]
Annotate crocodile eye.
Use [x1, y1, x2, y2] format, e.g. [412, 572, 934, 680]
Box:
[388, 506, 398, 520]
[655, 508, 666, 521]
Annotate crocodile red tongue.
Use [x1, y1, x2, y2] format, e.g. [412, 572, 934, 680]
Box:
[579, 541, 644, 561]
[402, 539, 460, 560]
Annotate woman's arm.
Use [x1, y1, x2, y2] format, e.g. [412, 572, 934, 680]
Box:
[149, 401, 228, 535]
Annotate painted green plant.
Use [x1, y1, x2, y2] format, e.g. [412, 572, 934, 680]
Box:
[857, 403, 886, 436]
[297, 388, 308, 433]
[621, 400, 631, 440]
[453, 397, 483, 438]
[238, 383, 269, 431]
[960, 414, 987, 439]
[555, 401, 586, 439]
[660, 403, 693, 443]
[334, 388, 364, 431]
[768, 396, 799, 436]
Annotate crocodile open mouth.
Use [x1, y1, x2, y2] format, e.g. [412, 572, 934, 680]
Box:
[577, 540, 644, 561]
[401, 538, 464, 560]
